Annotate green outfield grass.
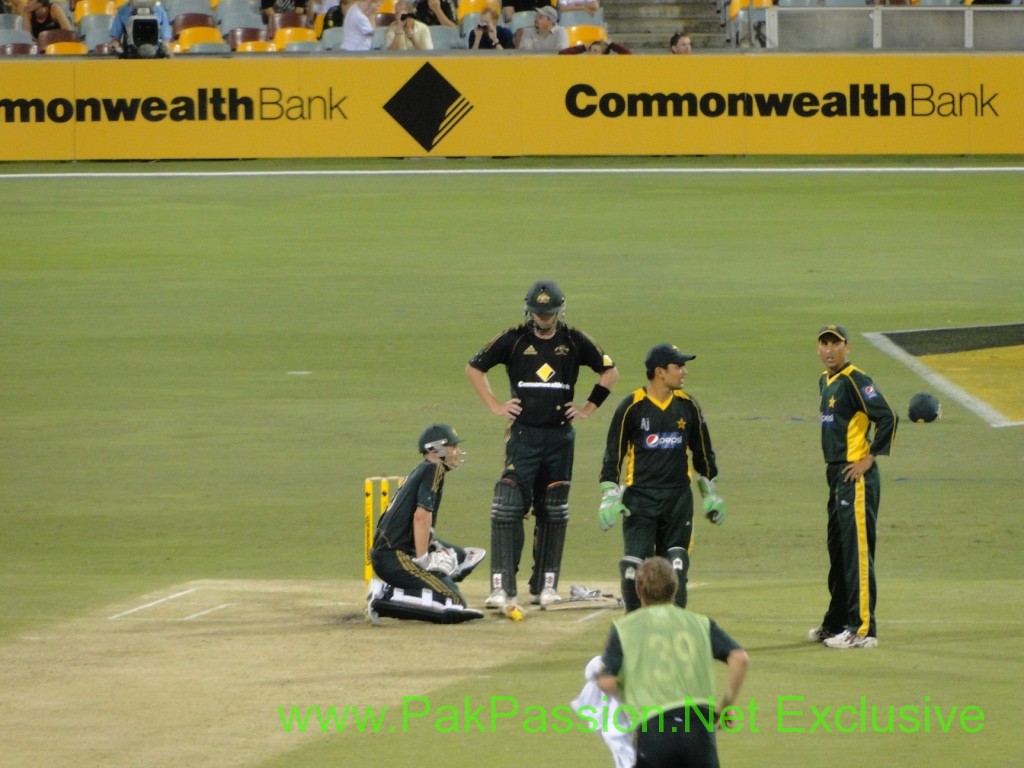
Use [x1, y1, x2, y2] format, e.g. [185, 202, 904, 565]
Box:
[1, 157, 1022, 768]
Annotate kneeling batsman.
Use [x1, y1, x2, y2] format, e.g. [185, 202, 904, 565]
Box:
[368, 424, 486, 624]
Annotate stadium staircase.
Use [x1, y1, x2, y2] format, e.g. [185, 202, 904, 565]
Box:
[603, 0, 727, 52]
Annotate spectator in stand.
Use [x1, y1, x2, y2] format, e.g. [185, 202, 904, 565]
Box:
[468, 6, 512, 49]
[557, 0, 599, 15]
[21, 0, 71, 40]
[308, 0, 338, 27]
[559, 38, 630, 54]
[412, 0, 457, 28]
[501, 0, 540, 24]
[261, 0, 310, 23]
[386, 0, 432, 48]
[341, 0, 380, 49]
[517, 5, 566, 50]
[670, 31, 692, 54]
[320, 0, 352, 35]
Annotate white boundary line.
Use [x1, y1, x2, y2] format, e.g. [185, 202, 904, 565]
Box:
[863, 332, 1022, 429]
[182, 603, 232, 621]
[1, 166, 1024, 181]
[107, 587, 199, 620]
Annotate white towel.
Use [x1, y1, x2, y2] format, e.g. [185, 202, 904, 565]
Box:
[570, 656, 636, 768]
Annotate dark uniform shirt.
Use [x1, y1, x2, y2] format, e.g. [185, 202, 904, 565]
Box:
[601, 388, 717, 489]
[372, 460, 446, 556]
[468, 322, 615, 428]
[819, 363, 897, 464]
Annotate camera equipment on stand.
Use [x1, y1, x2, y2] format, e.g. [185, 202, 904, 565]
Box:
[120, 0, 169, 59]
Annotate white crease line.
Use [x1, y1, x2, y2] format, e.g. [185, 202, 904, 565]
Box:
[863, 332, 1020, 428]
[108, 588, 199, 620]
[182, 603, 232, 621]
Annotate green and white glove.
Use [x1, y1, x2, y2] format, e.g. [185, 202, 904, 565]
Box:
[697, 476, 726, 525]
[598, 481, 630, 532]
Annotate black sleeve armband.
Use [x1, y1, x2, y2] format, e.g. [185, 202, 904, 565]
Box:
[588, 384, 611, 408]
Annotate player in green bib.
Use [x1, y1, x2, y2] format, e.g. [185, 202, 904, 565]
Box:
[597, 557, 748, 768]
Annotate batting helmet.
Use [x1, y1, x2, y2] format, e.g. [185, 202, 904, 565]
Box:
[418, 424, 462, 454]
[524, 281, 566, 315]
[908, 392, 940, 423]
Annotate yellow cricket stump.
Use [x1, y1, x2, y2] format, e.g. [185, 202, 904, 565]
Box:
[363, 476, 404, 587]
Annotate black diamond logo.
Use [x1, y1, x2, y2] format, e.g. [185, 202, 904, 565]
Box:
[384, 63, 473, 153]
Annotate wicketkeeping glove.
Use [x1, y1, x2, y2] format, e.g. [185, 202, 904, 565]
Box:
[413, 547, 458, 576]
[697, 476, 726, 526]
[598, 481, 630, 532]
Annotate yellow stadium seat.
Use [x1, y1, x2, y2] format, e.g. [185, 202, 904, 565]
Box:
[564, 23, 606, 46]
[272, 25, 316, 48]
[74, 0, 116, 24]
[378, 0, 396, 12]
[457, 0, 500, 21]
[177, 24, 223, 50]
[236, 38, 276, 51]
[45, 40, 89, 54]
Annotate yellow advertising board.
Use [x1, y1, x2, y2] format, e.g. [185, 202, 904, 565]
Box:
[0, 53, 1020, 160]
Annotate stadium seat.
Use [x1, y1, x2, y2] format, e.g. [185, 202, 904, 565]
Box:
[37, 28, 81, 49]
[378, 0, 396, 12]
[186, 39, 231, 51]
[213, 0, 258, 20]
[217, 10, 264, 34]
[281, 38, 320, 50]
[507, 9, 536, 31]
[459, 11, 480, 35]
[429, 24, 465, 48]
[564, 23, 606, 46]
[457, 0, 499, 20]
[375, 11, 395, 25]
[45, 40, 89, 53]
[0, 28, 34, 47]
[371, 24, 386, 47]
[235, 38, 276, 50]
[0, 13, 23, 30]
[225, 25, 266, 48]
[557, 8, 603, 26]
[78, 12, 115, 49]
[173, 12, 216, 36]
[163, 0, 214, 18]
[178, 24, 224, 49]
[319, 25, 345, 49]
[777, 0, 820, 5]
[267, 10, 307, 35]
[0, 41, 38, 54]
[822, 0, 867, 5]
[74, 0, 115, 24]
[272, 24, 317, 48]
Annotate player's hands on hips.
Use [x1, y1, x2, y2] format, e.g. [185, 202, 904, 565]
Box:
[697, 476, 726, 525]
[565, 402, 593, 420]
[597, 481, 629, 531]
[842, 455, 873, 482]
[492, 398, 522, 419]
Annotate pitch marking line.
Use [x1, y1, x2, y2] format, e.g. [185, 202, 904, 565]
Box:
[107, 587, 199, 620]
[182, 603, 232, 621]
[864, 332, 1022, 428]
[2, 166, 1024, 182]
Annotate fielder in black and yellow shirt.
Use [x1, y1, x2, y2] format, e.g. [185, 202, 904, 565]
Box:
[812, 324, 897, 649]
[598, 344, 723, 612]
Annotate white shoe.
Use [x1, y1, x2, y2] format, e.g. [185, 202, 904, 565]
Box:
[538, 587, 561, 607]
[823, 630, 878, 649]
[484, 588, 508, 610]
[808, 625, 839, 643]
